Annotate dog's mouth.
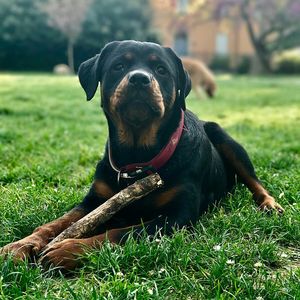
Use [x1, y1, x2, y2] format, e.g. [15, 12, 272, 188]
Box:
[115, 88, 164, 128]
[117, 97, 160, 128]
[120, 101, 151, 127]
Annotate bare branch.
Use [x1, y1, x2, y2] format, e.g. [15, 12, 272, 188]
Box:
[41, 173, 164, 252]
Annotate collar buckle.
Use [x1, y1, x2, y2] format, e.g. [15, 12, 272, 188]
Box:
[117, 165, 156, 185]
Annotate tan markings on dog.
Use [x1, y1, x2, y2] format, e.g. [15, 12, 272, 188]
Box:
[93, 180, 115, 199]
[109, 76, 134, 145]
[33, 208, 86, 239]
[216, 144, 283, 211]
[149, 54, 158, 61]
[137, 120, 162, 147]
[216, 144, 268, 202]
[117, 124, 135, 146]
[154, 187, 180, 209]
[104, 219, 155, 244]
[135, 78, 164, 147]
[116, 121, 161, 148]
[124, 52, 133, 60]
[181, 57, 216, 98]
[169, 86, 176, 108]
[151, 78, 165, 116]
[110, 76, 128, 110]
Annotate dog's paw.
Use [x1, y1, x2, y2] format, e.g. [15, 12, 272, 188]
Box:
[39, 238, 92, 270]
[259, 195, 284, 214]
[0, 234, 48, 262]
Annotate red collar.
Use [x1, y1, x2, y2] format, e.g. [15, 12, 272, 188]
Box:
[108, 110, 185, 182]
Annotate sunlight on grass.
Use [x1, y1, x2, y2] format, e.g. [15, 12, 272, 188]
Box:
[0, 73, 299, 299]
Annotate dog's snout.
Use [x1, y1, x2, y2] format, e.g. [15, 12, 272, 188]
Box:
[128, 70, 151, 87]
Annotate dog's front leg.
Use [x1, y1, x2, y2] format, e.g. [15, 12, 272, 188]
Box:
[0, 207, 86, 261]
[39, 216, 178, 270]
[0, 175, 115, 262]
[40, 190, 199, 271]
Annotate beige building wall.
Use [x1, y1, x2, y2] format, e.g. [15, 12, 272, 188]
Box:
[150, 0, 255, 67]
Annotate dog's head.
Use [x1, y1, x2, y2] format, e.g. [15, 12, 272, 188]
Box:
[78, 40, 191, 130]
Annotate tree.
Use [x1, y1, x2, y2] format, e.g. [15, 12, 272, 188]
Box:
[75, 0, 158, 64]
[192, 0, 300, 73]
[0, 0, 66, 71]
[38, 0, 92, 73]
[0, 0, 157, 71]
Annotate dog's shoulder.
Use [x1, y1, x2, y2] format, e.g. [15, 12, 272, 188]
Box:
[183, 110, 208, 140]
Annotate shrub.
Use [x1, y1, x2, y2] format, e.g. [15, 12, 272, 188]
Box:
[273, 50, 300, 74]
[210, 55, 231, 71]
[236, 55, 251, 74]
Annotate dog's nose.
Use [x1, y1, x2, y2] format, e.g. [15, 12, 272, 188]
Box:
[128, 70, 151, 87]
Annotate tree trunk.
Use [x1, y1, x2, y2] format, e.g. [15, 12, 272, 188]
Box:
[252, 42, 272, 74]
[240, 2, 272, 74]
[67, 39, 75, 74]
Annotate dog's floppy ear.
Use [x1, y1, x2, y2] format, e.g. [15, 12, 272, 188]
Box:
[164, 47, 191, 110]
[78, 41, 120, 101]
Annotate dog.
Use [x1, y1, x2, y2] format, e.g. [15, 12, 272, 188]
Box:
[0, 41, 283, 270]
[181, 57, 216, 98]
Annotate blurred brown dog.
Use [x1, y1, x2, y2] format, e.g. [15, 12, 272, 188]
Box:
[181, 57, 216, 98]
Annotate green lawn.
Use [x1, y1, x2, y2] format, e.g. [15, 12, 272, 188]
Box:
[0, 73, 299, 299]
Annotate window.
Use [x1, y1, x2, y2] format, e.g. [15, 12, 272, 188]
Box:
[174, 32, 188, 56]
[177, 0, 189, 13]
[215, 33, 228, 56]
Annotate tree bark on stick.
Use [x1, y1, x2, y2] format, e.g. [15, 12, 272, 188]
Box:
[42, 173, 163, 252]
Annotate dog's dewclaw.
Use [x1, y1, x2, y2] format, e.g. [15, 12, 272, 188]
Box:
[41, 173, 163, 252]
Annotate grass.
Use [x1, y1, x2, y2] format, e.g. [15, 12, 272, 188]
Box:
[0, 73, 299, 299]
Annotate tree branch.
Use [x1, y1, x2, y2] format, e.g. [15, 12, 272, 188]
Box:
[41, 173, 164, 252]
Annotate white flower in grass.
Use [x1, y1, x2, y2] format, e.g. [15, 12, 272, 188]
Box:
[255, 296, 264, 300]
[158, 268, 166, 274]
[253, 282, 260, 290]
[213, 244, 221, 251]
[254, 262, 263, 268]
[226, 259, 235, 265]
[280, 252, 288, 258]
[116, 271, 124, 277]
[155, 238, 161, 243]
[147, 288, 154, 295]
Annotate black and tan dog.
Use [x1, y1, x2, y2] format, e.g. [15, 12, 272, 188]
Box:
[1, 41, 283, 270]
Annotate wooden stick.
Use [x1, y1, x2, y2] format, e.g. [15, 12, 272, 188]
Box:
[42, 173, 163, 251]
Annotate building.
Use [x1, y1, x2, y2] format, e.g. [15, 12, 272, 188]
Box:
[150, 0, 255, 69]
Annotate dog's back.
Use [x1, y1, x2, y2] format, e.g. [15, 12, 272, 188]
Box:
[181, 57, 216, 98]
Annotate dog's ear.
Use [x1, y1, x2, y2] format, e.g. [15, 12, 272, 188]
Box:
[164, 47, 191, 110]
[78, 41, 120, 101]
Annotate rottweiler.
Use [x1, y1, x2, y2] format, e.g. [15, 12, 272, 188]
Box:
[1, 41, 283, 270]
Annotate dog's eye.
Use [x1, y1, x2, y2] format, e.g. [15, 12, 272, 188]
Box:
[113, 63, 124, 71]
[156, 65, 167, 75]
